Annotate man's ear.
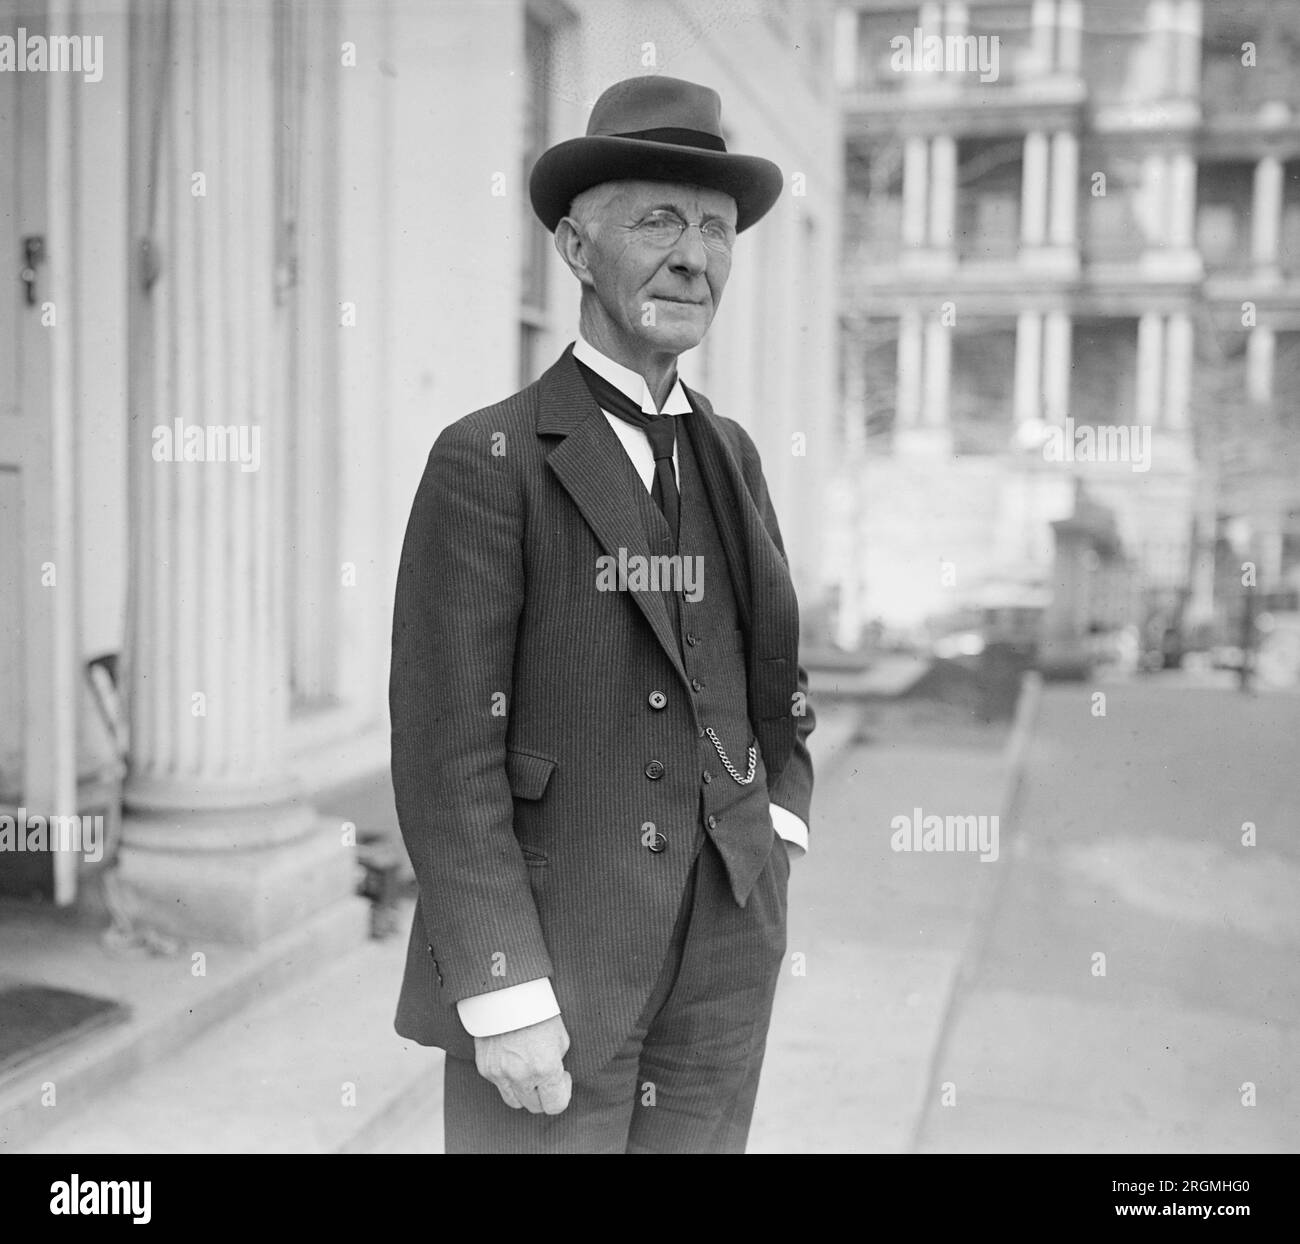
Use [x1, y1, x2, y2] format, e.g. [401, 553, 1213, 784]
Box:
[555, 217, 596, 289]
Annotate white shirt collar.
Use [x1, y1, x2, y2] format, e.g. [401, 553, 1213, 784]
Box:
[572, 336, 692, 417]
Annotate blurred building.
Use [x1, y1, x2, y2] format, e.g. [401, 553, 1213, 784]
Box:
[832, 0, 1300, 648]
[0, 0, 840, 934]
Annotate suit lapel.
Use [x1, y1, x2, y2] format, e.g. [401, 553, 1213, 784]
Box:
[538, 349, 688, 688]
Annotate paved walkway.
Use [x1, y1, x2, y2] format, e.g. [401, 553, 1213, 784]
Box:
[915, 680, 1300, 1153]
[748, 707, 1011, 1152]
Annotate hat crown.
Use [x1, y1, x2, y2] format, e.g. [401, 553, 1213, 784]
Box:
[586, 75, 724, 144]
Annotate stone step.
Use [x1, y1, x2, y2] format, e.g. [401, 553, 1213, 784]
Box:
[6, 902, 449, 1154]
[0, 896, 370, 1152]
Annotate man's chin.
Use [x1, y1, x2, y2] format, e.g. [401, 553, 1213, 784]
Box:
[634, 323, 710, 356]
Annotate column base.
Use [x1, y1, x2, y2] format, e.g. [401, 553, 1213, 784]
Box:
[113, 811, 363, 947]
[1019, 245, 1079, 277]
[899, 246, 956, 275]
[894, 426, 953, 457]
[1140, 248, 1203, 281]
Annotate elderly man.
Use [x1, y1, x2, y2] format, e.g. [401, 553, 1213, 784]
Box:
[390, 75, 815, 1154]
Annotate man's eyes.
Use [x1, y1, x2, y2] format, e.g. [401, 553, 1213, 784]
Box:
[637, 213, 733, 241]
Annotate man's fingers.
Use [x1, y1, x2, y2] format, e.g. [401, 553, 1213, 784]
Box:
[494, 1080, 523, 1110]
[536, 1071, 572, 1116]
[514, 1083, 545, 1114]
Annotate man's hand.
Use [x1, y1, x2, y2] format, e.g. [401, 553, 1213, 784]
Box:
[474, 1013, 572, 1114]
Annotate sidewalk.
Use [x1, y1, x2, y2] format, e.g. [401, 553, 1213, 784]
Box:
[914, 679, 1300, 1153]
[748, 698, 1015, 1152]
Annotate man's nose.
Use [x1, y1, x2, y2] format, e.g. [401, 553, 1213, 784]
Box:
[667, 225, 709, 274]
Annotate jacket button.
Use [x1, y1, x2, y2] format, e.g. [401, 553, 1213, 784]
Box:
[646, 831, 667, 853]
[648, 690, 667, 710]
[645, 760, 665, 780]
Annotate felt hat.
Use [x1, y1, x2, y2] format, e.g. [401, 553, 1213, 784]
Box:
[529, 75, 783, 233]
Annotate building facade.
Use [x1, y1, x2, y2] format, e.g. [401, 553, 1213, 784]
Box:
[833, 0, 1300, 645]
[0, 0, 841, 934]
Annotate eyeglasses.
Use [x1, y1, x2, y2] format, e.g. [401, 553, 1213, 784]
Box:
[630, 209, 737, 254]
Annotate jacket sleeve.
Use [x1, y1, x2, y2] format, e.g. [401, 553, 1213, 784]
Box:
[389, 418, 554, 1004]
[731, 422, 817, 830]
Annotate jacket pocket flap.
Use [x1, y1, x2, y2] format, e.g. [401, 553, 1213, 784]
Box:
[506, 749, 557, 800]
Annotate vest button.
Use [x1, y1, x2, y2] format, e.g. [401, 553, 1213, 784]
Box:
[644, 760, 665, 780]
[648, 690, 667, 710]
[646, 832, 668, 853]
[707, 815, 718, 829]
[691, 678, 703, 692]
[702, 770, 713, 784]
[685, 633, 698, 646]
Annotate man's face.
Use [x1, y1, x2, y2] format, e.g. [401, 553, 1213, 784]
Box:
[567, 180, 738, 359]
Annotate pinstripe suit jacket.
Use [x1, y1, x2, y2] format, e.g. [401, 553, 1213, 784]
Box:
[390, 345, 815, 1077]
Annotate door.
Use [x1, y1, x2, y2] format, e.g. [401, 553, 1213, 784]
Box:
[0, 1, 79, 904]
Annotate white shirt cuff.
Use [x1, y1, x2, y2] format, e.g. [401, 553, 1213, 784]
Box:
[456, 977, 560, 1037]
[770, 804, 809, 857]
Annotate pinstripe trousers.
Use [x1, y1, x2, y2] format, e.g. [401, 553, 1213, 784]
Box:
[443, 829, 790, 1154]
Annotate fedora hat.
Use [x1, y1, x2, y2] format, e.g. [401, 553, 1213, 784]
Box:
[529, 75, 784, 234]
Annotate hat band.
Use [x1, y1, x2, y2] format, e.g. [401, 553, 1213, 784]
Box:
[608, 126, 727, 153]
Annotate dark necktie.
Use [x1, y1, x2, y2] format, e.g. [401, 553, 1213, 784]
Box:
[575, 359, 680, 543]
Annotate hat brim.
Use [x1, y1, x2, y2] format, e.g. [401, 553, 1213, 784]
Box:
[529, 135, 784, 234]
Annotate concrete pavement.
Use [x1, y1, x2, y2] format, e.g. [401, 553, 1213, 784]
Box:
[915, 679, 1300, 1153]
[748, 696, 1015, 1152]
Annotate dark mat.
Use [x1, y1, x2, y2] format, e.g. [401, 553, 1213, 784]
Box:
[0, 983, 129, 1077]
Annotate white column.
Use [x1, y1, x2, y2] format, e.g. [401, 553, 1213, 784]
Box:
[842, 323, 868, 455]
[120, 1, 361, 944]
[1173, 0, 1202, 97]
[1031, 0, 1057, 75]
[1164, 312, 1193, 430]
[1048, 130, 1078, 246]
[1168, 150, 1197, 249]
[929, 134, 957, 249]
[1247, 326, 1275, 403]
[1136, 312, 1165, 426]
[1014, 311, 1044, 424]
[833, 7, 859, 90]
[902, 135, 930, 248]
[1043, 310, 1072, 423]
[1253, 155, 1284, 268]
[922, 316, 951, 428]
[1140, 152, 1167, 247]
[1057, 0, 1083, 76]
[1021, 131, 1049, 247]
[896, 309, 924, 428]
[1147, 0, 1174, 100]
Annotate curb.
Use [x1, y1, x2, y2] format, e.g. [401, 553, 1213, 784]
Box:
[903, 669, 1044, 1153]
